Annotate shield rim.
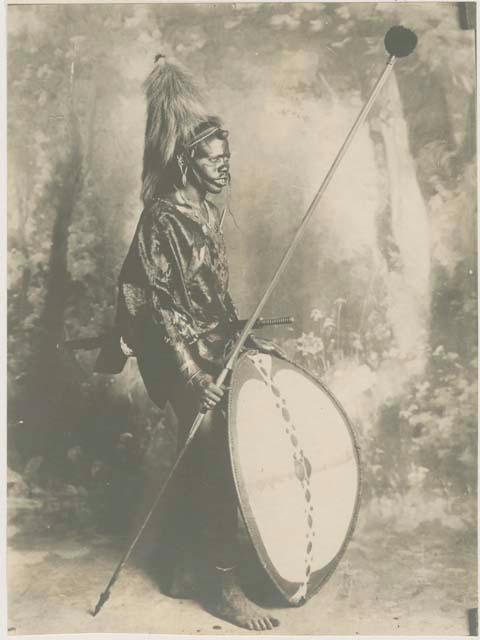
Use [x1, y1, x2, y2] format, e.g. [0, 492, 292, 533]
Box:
[228, 350, 362, 606]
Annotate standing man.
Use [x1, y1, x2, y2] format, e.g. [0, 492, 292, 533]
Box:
[97, 56, 280, 631]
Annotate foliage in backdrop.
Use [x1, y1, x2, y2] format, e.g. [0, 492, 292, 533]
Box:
[7, 3, 476, 534]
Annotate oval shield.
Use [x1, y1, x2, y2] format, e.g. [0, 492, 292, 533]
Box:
[228, 351, 361, 605]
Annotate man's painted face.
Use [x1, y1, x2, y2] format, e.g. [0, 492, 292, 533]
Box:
[189, 137, 231, 195]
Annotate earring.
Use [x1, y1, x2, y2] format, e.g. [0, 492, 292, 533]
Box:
[178, 157, 187, 187]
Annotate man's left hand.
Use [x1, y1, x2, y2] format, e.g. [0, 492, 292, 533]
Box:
[245, 335, 288, 360]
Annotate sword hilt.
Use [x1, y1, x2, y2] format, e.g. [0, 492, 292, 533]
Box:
[253, 316, 294, 328]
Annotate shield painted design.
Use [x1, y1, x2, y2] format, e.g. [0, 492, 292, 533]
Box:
[228, 351, 361, 605]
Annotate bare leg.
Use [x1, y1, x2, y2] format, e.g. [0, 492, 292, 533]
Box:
[160, 432, 206, 599]
[165, 545, 198, 598]
[137, 350, 281, 627]
[197, 410, 281, 631]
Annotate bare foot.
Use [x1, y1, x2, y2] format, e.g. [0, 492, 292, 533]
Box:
[204, 568, 280, 631]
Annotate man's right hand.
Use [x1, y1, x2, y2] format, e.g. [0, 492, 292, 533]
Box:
[190, 371, 225, 411]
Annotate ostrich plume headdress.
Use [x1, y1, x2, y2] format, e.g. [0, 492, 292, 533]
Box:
[142, 55, 217, 203]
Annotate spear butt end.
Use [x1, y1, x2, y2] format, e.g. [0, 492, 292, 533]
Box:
[92, 590, 110, 617]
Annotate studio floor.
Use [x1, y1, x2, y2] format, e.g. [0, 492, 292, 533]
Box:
[7, 495, 477, 636]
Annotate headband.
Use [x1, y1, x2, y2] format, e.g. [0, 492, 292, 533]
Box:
[184, 125, 229, 150]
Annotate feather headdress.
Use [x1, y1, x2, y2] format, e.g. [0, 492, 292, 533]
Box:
[141, 56, 211, 203]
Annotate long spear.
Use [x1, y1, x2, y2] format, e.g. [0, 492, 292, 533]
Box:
[92, 26, 417, 617]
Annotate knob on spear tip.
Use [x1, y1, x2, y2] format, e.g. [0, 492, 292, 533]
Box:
[384, 26, 417, 58]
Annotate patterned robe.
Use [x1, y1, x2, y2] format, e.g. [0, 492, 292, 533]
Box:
[95, 191, 239, 406]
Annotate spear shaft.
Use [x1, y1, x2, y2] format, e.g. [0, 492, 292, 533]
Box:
[92, 419, 201, 616]
[222, 55, 397, 373]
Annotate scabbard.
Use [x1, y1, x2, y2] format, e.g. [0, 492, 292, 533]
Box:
[59, 316, 294, 352]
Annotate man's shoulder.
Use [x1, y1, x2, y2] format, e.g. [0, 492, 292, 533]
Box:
[145, 198, 174, 217]
[142, 200, 178, 230]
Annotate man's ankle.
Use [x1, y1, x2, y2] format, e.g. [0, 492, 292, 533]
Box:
[215, 564, 236, 573]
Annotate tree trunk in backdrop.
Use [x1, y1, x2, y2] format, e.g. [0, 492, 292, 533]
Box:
[374, 73, 430, 364]
[19, 60, 96, 457]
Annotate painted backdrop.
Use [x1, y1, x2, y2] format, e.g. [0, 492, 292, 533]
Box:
[7, 2, 477, 635]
